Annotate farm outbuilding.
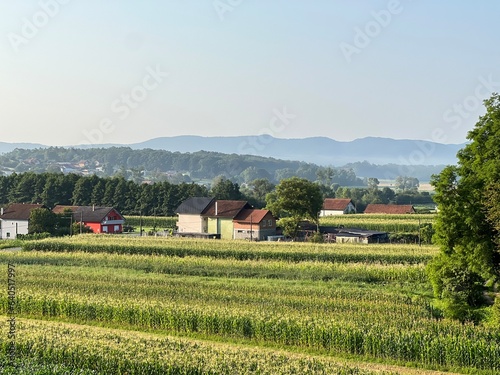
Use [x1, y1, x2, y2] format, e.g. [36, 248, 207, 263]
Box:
[334, 228, 389, 244]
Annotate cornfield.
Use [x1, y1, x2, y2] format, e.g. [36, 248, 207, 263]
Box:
[320, 214, 435, 233]
[22, 236, 435, 264]
[0, 318, 399, 375]
[123, 215, 177, 229]
[1, 236, 499, 373]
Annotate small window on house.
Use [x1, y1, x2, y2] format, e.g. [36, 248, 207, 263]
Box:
[268, 219, 272, 227]
[6, 232, 10, 238]
[114, 225, 120, 232]
[102, 226, 108, 233]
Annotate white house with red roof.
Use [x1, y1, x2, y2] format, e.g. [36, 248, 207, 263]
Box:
[320, 198, 356, 216]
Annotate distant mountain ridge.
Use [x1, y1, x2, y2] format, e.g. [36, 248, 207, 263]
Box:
[115, 135, 464, 166]
[0, 141, 45, 154]
[0, 136, 464, 166]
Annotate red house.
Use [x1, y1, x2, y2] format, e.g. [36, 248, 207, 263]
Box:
[53, 205, 125, 234]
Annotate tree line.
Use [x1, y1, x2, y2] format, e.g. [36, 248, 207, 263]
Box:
[0, 171, 435, 218]
[0, 172, 208, 216]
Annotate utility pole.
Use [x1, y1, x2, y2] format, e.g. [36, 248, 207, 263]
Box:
[140, 210, 143, 237]
[153, 208, 156, 236]
[250, 215, 253, 241]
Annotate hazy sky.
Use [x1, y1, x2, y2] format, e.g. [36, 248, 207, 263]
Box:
[1, 1, 500, 146]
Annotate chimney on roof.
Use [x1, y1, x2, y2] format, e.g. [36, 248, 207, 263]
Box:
[92, 204, 95, 211]
[0, 208, 3, 216]
[215, 201, 218, 216]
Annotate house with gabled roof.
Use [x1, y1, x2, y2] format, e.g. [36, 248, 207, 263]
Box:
[52, 205, 125, 234]
[320, 198, 356, 216]
[233, 208, 276, 241]
[175, 198, 277, 240]
[363, 204, 416, 214]
[0, 203, 48, 239]
[175, 197, 214, 234]
[202, 200, 253, 240]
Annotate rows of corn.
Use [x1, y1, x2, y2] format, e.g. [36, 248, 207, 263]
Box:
[320, 214, 435, 233]
[22, 236, 434, 264]
[1, 236, 499, 373]
[0, 318, 395, 375]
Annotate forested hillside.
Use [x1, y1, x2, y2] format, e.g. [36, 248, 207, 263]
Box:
[0, 147, 365, 186]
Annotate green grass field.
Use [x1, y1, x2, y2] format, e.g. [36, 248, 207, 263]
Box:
[0, 236, 498, 374]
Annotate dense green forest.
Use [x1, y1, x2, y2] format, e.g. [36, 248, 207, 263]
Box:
[0, 172, 207, 216]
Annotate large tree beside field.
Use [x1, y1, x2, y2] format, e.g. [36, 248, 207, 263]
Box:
[428, 93, 500, 322]
[265, 177, 323, 238]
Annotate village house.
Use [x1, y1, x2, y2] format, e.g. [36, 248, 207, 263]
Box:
[175, 197, 277, 240]
[0, 203, 48, 239]
[52, 205, 125, 234]
[175, 197, 214, 234]
[202, 200, 253, 240]
[320, 198, 356, 216]
[233, 208, 276, 241]
[363, 204, 416, 214]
